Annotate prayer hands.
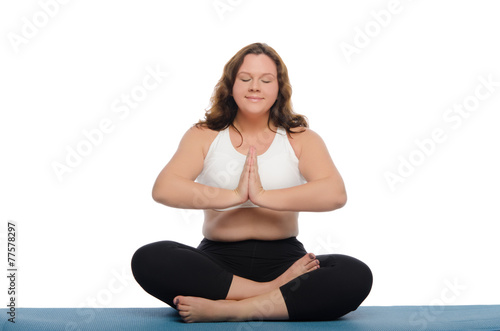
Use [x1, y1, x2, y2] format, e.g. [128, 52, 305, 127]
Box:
[233, 146, 266, 206]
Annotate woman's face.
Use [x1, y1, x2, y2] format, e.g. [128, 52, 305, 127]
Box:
[232, 54, 279, 118]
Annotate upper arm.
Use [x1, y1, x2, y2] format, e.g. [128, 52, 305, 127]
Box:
[152, 126, 214, 197]
[294, 128, 345, 190]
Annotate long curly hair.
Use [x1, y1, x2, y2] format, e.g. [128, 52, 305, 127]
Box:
[195, 43, 308, 140]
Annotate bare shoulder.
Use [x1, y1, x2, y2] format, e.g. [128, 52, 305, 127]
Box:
[184, 124, 219, 139]
[288, 127, 325, 159]
[182, 124, 219, 157]
[289, 126, 323, 140]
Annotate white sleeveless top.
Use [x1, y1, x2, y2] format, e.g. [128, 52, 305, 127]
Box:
[196, 126, 307, 211]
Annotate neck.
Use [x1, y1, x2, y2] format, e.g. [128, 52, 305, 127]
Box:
[233, 110, 275, 134]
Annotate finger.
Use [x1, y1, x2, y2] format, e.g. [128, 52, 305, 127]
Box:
[250, 147, 259, 176]
[247, 146, 253, 165]
[241, 149, 251, 175]
[252, 146, 258, 169]
[248, 149, 255, 174]
[248, 146, 256, 166]
[249, 153, 262, 192]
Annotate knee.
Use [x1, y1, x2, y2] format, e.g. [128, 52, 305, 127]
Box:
[131, 240, 179, 284]
[355, 258, 373, 299]
[320, 254, 372, 304]
[339, 255, 373, 305]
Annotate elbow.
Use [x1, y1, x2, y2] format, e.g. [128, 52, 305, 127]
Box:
[336, 191, 347, 209]
[152, 187, 165, 204]
[152, 182, 172, 206]
[152, 188, 163, 204]
[326, 190, 347, 211]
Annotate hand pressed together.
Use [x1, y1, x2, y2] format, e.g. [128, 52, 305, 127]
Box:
[233, 146, 266, 206]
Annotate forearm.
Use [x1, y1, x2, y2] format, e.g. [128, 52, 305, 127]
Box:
[256, 177, 347, 212]
[152, 175, 242, 210]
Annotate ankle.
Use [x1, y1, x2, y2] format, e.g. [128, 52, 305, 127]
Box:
[270, 274, 287, 289]
[223, 300, 250, 322]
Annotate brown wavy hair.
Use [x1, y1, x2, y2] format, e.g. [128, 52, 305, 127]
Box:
[195, 43, 308, 140]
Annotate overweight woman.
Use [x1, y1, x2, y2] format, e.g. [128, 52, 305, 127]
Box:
[131, 42, 372, 323]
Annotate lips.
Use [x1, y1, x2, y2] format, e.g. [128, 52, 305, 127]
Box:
[246, 96, 263, 101]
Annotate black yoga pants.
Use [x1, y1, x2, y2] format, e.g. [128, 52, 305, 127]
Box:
[131, 237, 372, 321]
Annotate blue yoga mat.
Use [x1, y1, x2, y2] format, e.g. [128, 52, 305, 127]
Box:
[2, 305, 500, 330]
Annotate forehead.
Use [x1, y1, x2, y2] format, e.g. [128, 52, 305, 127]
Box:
[237, 54, 277, 75]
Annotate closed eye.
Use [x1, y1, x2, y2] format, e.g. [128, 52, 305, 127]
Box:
[240, 79, 271, 83]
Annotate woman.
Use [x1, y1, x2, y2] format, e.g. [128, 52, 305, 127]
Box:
[131, 42, 372, 323]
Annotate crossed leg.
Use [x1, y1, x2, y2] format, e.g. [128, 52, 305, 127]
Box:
[224, 252, 319, 300]
[174, 252, 319, 322]
[175, 288, 287, 323]
[132, 241, 372, 323]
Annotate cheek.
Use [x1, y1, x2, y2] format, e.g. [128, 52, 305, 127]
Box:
[232, 81, 244, 97]
[268, 83, 279, 99]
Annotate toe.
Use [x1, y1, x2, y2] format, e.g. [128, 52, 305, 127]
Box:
[177, 303, 190, 311]
[305, 258, 319, 268]
[179, 310, 190, 317]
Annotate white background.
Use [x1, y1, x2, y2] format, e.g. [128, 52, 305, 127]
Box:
[1, 0, 499, 309]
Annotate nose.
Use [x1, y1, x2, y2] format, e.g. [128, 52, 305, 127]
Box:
[249, 80, 260, 92]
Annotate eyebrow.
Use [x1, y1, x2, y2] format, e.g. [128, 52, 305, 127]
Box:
[237, 71, 276, 78]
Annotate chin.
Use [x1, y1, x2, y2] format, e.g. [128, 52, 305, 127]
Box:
[238, 108, 270, 117]
[238, 103, 273, 114]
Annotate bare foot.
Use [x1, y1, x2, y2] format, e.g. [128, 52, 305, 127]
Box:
[273, 253, 319, 288]
[174, 295, 241, 323]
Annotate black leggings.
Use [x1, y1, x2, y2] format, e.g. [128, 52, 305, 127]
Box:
[131, 237, 372, 321]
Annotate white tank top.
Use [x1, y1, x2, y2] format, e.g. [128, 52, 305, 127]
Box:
[196, 126, 307, 211]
